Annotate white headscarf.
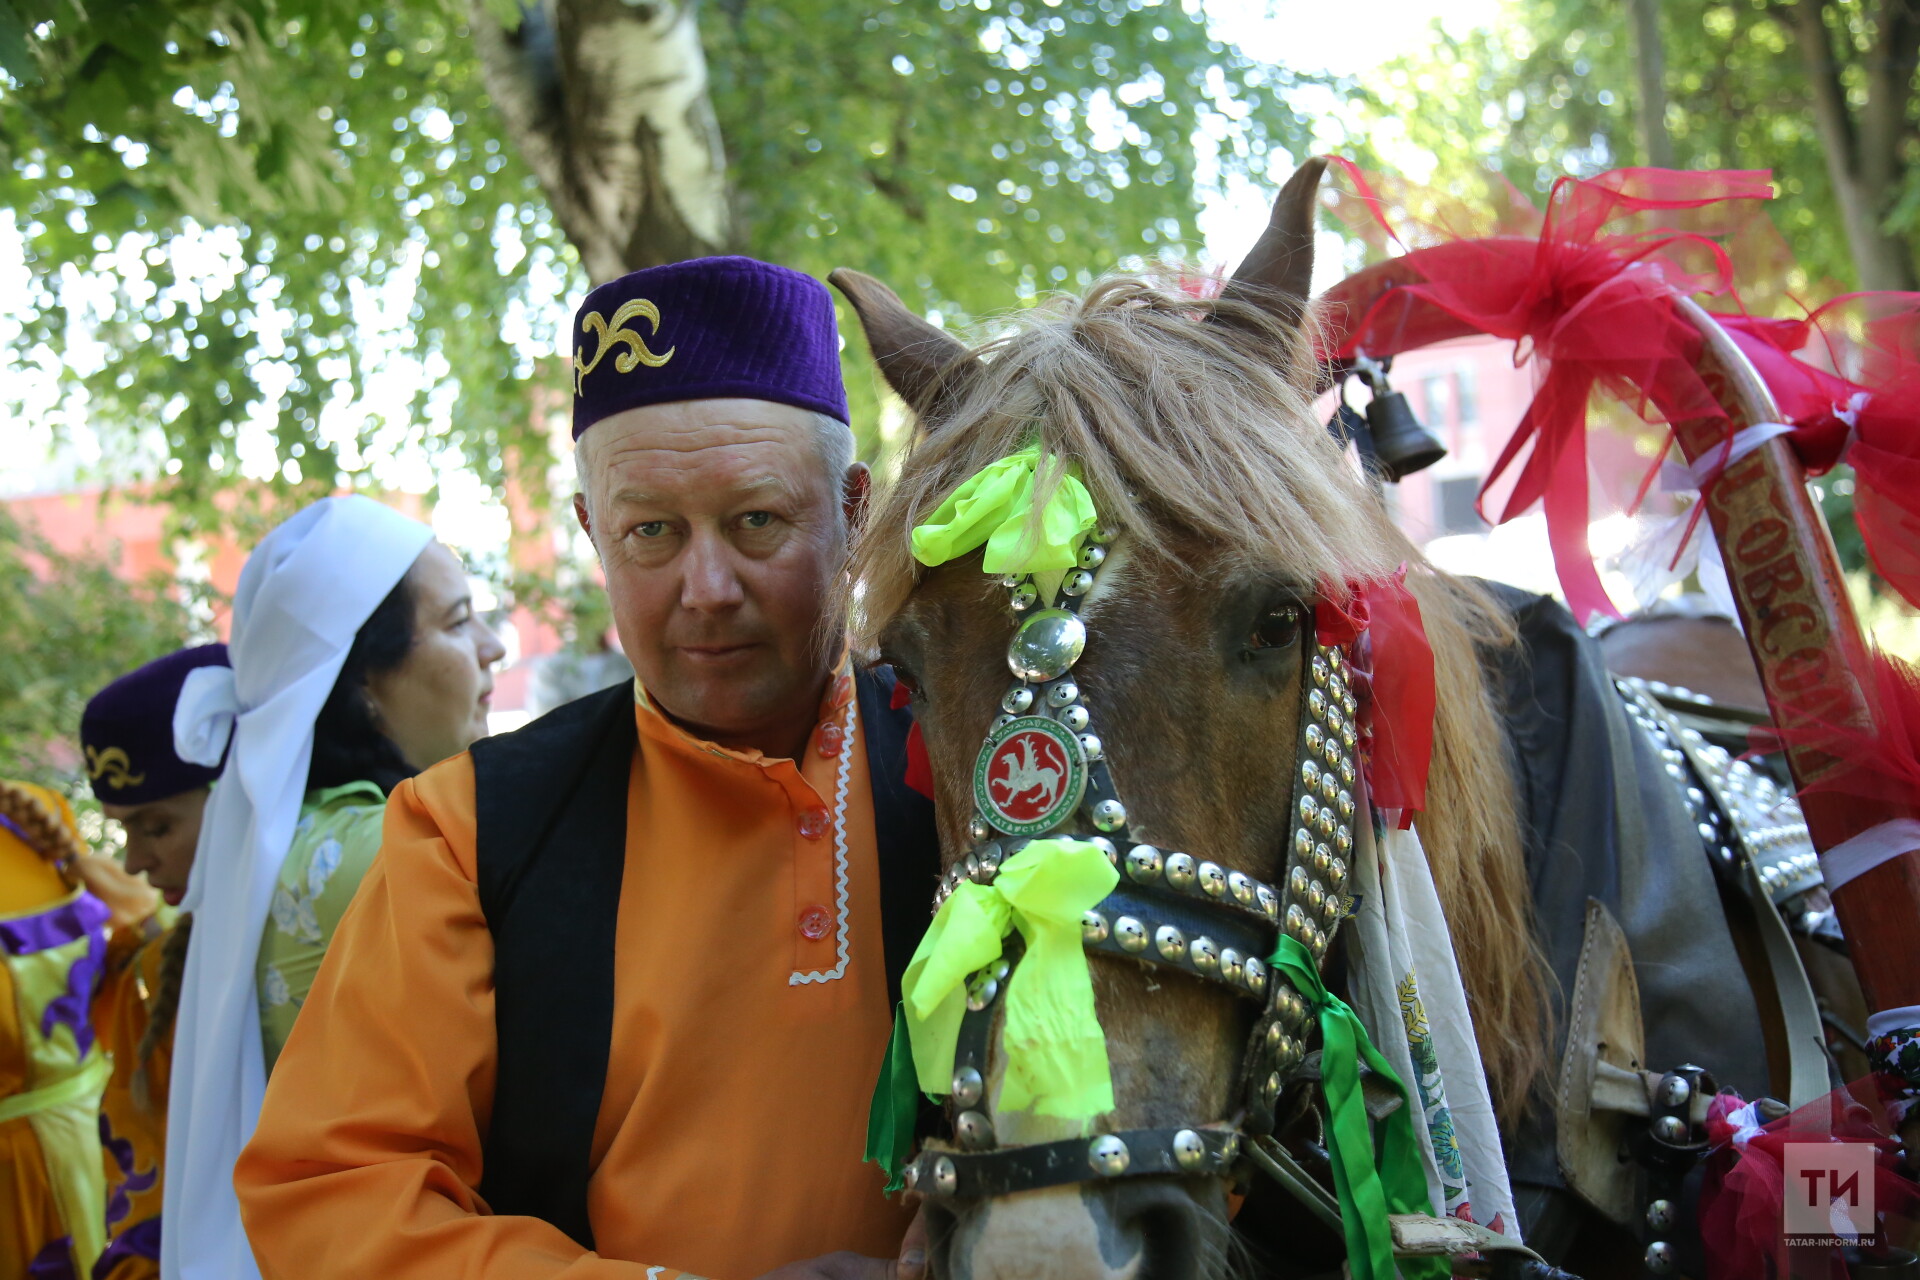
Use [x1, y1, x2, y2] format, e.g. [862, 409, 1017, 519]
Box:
[165, 495, 434, 1280]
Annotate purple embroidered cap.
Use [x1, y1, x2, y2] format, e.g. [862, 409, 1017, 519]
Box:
[571, 255, 849, 439]
[81, 644, 230, 805]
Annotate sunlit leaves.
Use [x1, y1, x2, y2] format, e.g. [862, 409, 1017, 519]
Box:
[5, 0, 1312, 521]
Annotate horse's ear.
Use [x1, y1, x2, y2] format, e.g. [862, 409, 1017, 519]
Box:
[830, 268, 981, 423]
[1219, 156, 1327, 322]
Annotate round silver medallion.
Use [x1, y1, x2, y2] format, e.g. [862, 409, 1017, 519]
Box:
[1008, 609, 1087, 682]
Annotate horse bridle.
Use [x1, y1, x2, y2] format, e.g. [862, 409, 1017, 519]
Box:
[900, 525, 1364, 1200]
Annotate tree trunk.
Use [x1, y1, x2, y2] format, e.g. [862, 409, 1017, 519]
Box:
[472, 0, 733, 285]
[1784, 0, 1919, 291]
[1628, 0, 1674, 167]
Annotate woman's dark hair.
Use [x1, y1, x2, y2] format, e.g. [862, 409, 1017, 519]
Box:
[305, 571, 420, 796]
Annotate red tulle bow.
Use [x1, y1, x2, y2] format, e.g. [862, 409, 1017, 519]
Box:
[1318, 568, 1436, 824]
[1321, 159, 1775, 624]
[1698, 1082, 1920, 1280]
[1714, 296, 1920, 613]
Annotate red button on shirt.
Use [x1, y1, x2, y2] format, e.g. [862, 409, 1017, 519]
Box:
[798, 904, 833, 940]
[798, 807, 830, 840]
[816, 724, 845, 758]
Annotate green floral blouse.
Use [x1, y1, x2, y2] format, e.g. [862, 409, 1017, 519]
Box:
[256, 781, 388, 1072]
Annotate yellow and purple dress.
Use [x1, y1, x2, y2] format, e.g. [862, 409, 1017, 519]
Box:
[0, 786, 112, 1280]
[90, 919, 169, 1280]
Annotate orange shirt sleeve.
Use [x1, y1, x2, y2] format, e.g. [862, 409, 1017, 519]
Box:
[233, 758, 687, 1280]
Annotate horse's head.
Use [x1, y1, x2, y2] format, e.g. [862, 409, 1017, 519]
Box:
[839, 161, 1543, 1280]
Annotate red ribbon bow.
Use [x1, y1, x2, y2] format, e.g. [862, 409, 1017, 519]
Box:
[1317, 567, 1436, 825]
[1321, 159, 1774, 625]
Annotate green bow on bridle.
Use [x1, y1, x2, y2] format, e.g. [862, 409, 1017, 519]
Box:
[1270, 935, 1446, 1280]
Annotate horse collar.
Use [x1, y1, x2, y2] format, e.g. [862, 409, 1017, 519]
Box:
[906, 528, 1366, 1201]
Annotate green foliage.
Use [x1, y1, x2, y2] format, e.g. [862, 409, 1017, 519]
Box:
[0, 505, 216, 791]
[1356, 0, 1863, 292]
[3, 0, 1314, 519]
[705, 0, 1310, 451]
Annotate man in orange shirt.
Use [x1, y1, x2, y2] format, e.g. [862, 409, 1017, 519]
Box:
[235, 257, 940, 1280]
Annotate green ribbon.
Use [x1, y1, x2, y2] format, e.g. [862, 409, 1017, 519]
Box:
[865, 1002, 922, 1192]
[910, 445, 1099, 575]
[901, 837, 1120, 1119]
[1269, 935, 1446, 1280]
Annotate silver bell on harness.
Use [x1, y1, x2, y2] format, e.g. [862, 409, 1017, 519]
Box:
[1330, 354, 1446, 483]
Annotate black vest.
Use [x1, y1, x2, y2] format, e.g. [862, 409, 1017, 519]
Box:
[468, 668, 940, 1249]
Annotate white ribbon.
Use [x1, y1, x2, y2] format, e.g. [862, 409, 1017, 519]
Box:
[173, 665, 242, 768]
[1657, 421, 1799, 494]
[1722, 1100, 1766, 1151]
[162, 495, 433, 1280]
[1618, 417, 1834, 614]
[1820, 817, 1920, 895]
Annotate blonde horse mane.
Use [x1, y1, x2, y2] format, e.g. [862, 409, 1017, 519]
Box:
[850, 272, 1550, 1115]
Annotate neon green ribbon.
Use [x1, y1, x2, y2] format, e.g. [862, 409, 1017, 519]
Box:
[910, 445, 1099, 575]
[900, 837, 1120, 1120]
[1269, 936, 1446, 1280]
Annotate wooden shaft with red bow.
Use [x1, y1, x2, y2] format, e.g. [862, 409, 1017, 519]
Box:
[1671, 299, 1920, 1017]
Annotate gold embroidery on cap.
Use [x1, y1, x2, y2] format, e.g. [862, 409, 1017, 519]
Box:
[574, 298, 676, 393]
[86, 746, 146, 790]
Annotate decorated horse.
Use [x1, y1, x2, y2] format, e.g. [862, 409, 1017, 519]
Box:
[835, 159, 1920, 1279]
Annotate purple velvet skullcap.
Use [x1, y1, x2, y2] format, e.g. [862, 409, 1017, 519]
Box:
[571, 255, 849, 439]
[81, 644, 230, 805]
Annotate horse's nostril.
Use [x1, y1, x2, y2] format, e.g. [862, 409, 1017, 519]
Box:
[1106, 1180, 1215, 1280]
[922, 1200, 961, 1280]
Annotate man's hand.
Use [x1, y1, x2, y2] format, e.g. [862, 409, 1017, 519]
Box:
[751, 1206, 929, 1280]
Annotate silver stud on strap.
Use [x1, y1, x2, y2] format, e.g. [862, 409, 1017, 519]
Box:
[1188, 935, 1219, 974]
[1059, 704, 1091, 732]
[1002, 686, 1035, 715]
[1164, 852, 1196, 889]
[955, 1110, 995, 1151]
[1155, 925, 1188, 961]
[1244, 956, 1268, 996]
[1219, 948, 1244, 985]
[1114, 916, 1148, 953]
[1047, 681, 1080, 708]
[932, 1155, 959, 1196]
[952, 1065, 984, 1108]
[1172, 1129, 1206, 1171]
[1082, 911, 1110, 943]
[1088, 1134, 1130, 1176]
[1126, 844, 1163, 883]
[1197, 861, 1227, 897]
[1091, 798, 1127, 831]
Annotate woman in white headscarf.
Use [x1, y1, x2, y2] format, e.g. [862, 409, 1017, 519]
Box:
[157, 495, 504, 1280]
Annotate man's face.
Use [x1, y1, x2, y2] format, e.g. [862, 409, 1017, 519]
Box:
[575, 398, 864, 748]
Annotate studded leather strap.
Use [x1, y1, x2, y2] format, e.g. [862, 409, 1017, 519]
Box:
[904, 1126, 1244, 1199]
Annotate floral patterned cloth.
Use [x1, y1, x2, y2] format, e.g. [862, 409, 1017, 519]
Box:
[255, 784, 387, 1072]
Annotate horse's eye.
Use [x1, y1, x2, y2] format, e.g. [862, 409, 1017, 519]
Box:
[883, 656, 921, 698]
[1248, 605, 1302, 652]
